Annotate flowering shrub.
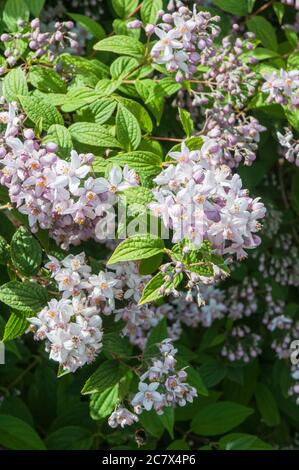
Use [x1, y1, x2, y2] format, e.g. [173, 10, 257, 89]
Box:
[0, 0, 299, 452]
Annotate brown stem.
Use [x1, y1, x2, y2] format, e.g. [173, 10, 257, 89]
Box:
[7, 356, 40, 391]
[127, 2, 143, 19]
[150, 136, 183, 142]
[249, 0, 275, 17]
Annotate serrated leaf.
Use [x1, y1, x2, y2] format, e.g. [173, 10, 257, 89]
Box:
[11, 227, 42, 276]
[18, 95, 63, 131]
[116, 96, 153, 133]
[116, 103, 141, 150]
[109, 150, 162, 176]
[0, 281, 48, 314]
[247, 16, 278, 51]
[191, 401, 254, 436]
[94, 35, 145, 58]
[90, 385, 119, 421]
[69, 122, 121, 148]
[112, 0, 139, 18]
[3, 0, 30, 32]
[68, 13, 106, 39]
[43, 124, 73, 160]
[102, 332, 132, 359]
[121, 186, 154, 205]
[139, 272, 183, 305]
[88, 98, 117, 124]
[0, 235, 10, 265]
[178, 108, 194, 138]
[141, 0, 162, 24]
[219, 433, 273, 450]
[81, 360, 121, 395]
[3, 67, 28, 102]
[107, 235, 164, 265]
[110, 56, 139, 79]
[29, 66, 67, 94]
[2, 311, 28, 342]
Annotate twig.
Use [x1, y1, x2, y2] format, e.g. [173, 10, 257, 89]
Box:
[150, 136, 183, 142]
[249, 0, 275, 18]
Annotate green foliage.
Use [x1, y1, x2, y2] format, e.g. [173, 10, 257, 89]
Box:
[10, 227, 42, 276]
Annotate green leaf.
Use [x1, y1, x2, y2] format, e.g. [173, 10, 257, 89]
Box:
[110, 56, 139, 79]
[3, 67, 28, 102]
[199, 362, 227, 388]
[11, 227, 42, 276]
[67, 13, 106, 39]
[116, 96, 153, 133]
[88, 98, 117, 124]
[219, 433, 273, 450]
[2, 311, 29, 342]
[0, 415, 45, 450]
[0, 235, 10, 265]
[0, 281, 48, 314]
[112, 0, 139, 18]
[285, 107, 299, 132]
[18, 95, 63, 131]
[288, 52, 299, 69]
[108, 235, 164, 265]
[178, 108, 194, 138]
[285, 27, 298, 49]
[90, 385, 119, 420]
[213, 0, 248, 16]
[102, 332, 132, 359]
[69, 122, 121, 148]
[81, 360, 121, 395]
[135, 79, 164, 125]
[177, 360, 208, 397]
[116, 103, 141, 150]
[139, 272, 183, 305]
[43, 124, 73, 159]
[121, 186, 154, 205]
[141, 0, 163, 24]
[247, 16, 278, 51]
[139, 252, 163, 275]
[139, 409, 164, 438]
[159, 407, 174, 438]
[167, 440, 190, 450]
[191, 402, 254, 436]
[273, 2, 285, 24]
[94, 35, 145, 58]
[144, 317, 167, 360]
[45, 426, 92, 450]
[24, 0, 45, 16]
[255, 383, 280, 427]
[29, 66, 67, 94]
[3, 0, 30, 32]
[109, 150, 162, 176]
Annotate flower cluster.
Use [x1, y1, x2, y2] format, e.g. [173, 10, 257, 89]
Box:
[131, 339, 197, 415]
[199, 32, 257, 108]
[149, 6, 220, 82]
[0, 18, 80, 73]
[0, 105, 138, 248]
[28, 253, 110, 372]
[148, 141, 266, 259]
[261, 69, 299, 109]
[277, 127, 299, 166]
[255, 234, 299, 287]
[108, 406, 139, 429]
[221, 325, 262, 363]
[204, 105, 266, 168]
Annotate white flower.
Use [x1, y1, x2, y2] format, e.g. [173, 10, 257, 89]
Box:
[131, 382, 163, 411]
[53, 150, 90, 193]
